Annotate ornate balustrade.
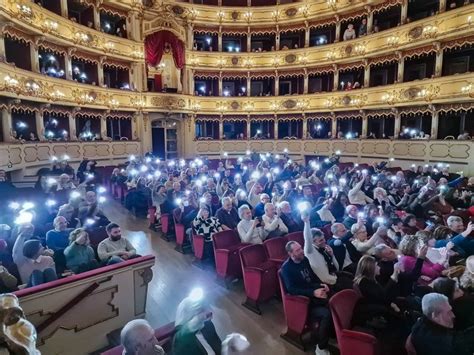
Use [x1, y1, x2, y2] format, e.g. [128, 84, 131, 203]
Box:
[187, 5, 474, 70]
[190, 138, 474, 175]
[1, 62, 473, 113]
[0, 0, 144, 62]
[0, 140, 141, 171]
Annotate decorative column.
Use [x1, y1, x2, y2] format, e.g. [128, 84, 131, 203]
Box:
[247, 31, 251, 52]
[60, 0, 68, 18]
[190, 70, 195, 94]
[100, 116, 108, 140]
[218, 30, 223, 52]
[274, 74, 279, 96]
[396, 52, 404, 83]
[302, 114, 308, 138]
[141, 112, 152, 154]
[274, 116, 278, 140]
[439, 0, 447, 13]
[364, 60, 370, 88]
[65, 48, 75, 80]
[434, 42, 443, 78]
[303, 73, 309, 94]
[335, 16, 341, 42]
[361, 111, 368, 138]
[401, 0, 408, 24]
[93, 5, 100, 31]
[367, 7, 374, 34]
[187, 24, 194, 50]
[1, 108, 12, 142]
[35, 111, 45, 141]
[331, 113, 338, 138]
[0, 33, 6, 62]
[393, 109, 401, 138]
[276, 31, 280, 51]
[182, 66, 189, 94]
[98, 57, 105, 87]
[132, 112, 140, 141]
[127, 9, 142, 41]
[218, 75, 223, 96]
[333, 65, 339, 91]
[431, 108, 439, 139]
[246, 73, 251, 96]
[218, 119, 224, 139]
[70, 112, 78, 141]
[30, 41, 40, 73]
[304, 24, 310, 48]
[246, 117, 251, 138]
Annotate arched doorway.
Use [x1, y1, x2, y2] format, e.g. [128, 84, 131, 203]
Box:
[151, 118, 179, 160]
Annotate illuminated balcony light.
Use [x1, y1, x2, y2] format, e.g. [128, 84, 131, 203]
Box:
[4, 75, 19, 87]
[387, 36, 399, 45]
[422, 25, 438, 38]
[468, 16, 473, 24]
[109, 99, 119, 108]
[104, 42, 115, 50]
[51, 89, 65, 99]
[16, 4, 32, 17]
[43, 20, 58, 32]
[25, 80, 40, 91]
[461, 84, 472, 93]
[217, 11, 225, 19]
[243, 11, 252, 18]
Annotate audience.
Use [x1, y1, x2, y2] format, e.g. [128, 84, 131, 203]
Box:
[97, 223, 137, 265]
[237, 204, 266, 244]
[64, 228, 99, 274]
[120, 319, 164, 355]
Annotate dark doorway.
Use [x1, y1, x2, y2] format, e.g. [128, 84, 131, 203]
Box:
[152, 127, 165, 159]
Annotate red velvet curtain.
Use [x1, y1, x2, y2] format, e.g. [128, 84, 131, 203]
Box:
[154, 74, 162, 91]
[145, 30, 185, 69]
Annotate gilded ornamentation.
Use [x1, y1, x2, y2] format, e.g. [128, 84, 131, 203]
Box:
[282, 99, 297, 109]
[408, 26, 423, 40]
[231, 11, 239, 21]
[171, 5, 184, 16]
[342, 96, 352, 105]
[230, 101, 240, 110]
[285, 54, 297, 64]
[231, 57, 239, 66]
[285, 8, 298, 17]
[151, 96, 186, 109]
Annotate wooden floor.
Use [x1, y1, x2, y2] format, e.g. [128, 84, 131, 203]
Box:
[104, 200, 310, 355]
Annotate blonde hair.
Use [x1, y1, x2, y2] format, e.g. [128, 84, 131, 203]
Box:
[460, 256, 474, 290]
[354, 255, 377, 285]
[399, 235, 420, 257]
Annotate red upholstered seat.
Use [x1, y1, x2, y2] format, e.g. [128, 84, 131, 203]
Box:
[161, 213, 170, 235]
[212, 230, 249, 283]
[329, 289, 378, 355]
[192, 230, 206, 261]
[321, 224, 333, 240]
[263, 237, 287, 267]
[172, 214, 188, 253]
[239, 244, 278, 314]
[148, 206, 157, 227]
[101, 322, 176, 355]
[277, 270, 311, 350]
[15, 255, 155, 298]
[285, 231, 304, 248]
[88, 226, 109, 248]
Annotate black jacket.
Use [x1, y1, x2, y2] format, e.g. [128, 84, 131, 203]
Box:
[280, 257, 323, 300]
[172, 321, 221, 355]
[411, 316, 474, 355]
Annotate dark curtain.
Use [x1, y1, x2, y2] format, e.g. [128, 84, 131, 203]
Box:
[145, 30, 185, 69]
[154, 74, 162, 91]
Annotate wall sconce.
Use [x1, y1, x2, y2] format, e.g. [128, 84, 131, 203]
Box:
[325, 98, 335, 108]
[43, 20, 58, 33]
[422, 25, 438, 38]
[50, 90, 65, 100]
[131, 50, 144, 59]
[271, 10, 280, 21]
[298, 54, 308, 64]
[354, 44, 365, 55]
[15, 4, 32, 18]
[243, 102, 254, 111]
[109, 99, 119, 109]
[382, 93, 396, 105]
[243, 11, 253, 22]
[192, 102, 201, 111]
[270, 102, 279, 111]
[217, 11, 225, 21]
[387, 36, 399, 46]
[243, 58, 254, 68]
[104, 42, 115, 51]
[327, 0, 337, 10]
[80, 93, 95, 104]
[75, 32, 92, 44]
[25, 80, 40, 92]
[326, 51, 337, 60]
[461, 83, 473, 97]
[298, 5, 309, 17]
[468, 16, 472, 25]
[4, 75, 19, 88]
[189, 9, 199, 21]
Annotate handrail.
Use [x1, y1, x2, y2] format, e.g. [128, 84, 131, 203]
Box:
[36, 282, 100, 333]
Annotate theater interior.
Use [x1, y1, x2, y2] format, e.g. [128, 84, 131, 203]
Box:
[0, 0, 473, 354]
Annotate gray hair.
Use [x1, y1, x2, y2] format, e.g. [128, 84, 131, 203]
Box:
[422, 293, 449, 320]
[285, 240, 298, 253]
[221, 196, 232, 205]
[447, 216, 462, 228]
[279, 201, 290, 209]
[331, 223, 344, 235]
[373, 244, 389, 258]
[121, 319, 155, 355]
[238, 204, 251, 219]
[351, 223, 366, 235]
[264, 202, 274, 212]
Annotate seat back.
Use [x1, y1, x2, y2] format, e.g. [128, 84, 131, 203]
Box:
[88, 226, 109, 247]
[240, 244, 267, 268]
[321, 224, 333, 240]
[212, 230, 240, 249]
[263, 237, 287, 260]
[285, 231, 304, 248]
[329, 289, 360, 338]
[278, 270, 290, 318]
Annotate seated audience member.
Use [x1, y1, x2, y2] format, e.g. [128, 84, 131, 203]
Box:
[387, 217, 405, 246]
[328, 223, 361, 274]
[399, 235, 447, 285]
[411, 293, 474, 355]
[443, 220, 474, 256]
[46, 216, 73, 252]
[302, 214, 353, 291]
[280, 241, 331, 355]
[403, 214, 420, 234]
[348, 173, 373, 205]
[97, 223, 137, 265]
[0, 264, 17, 293]
[236, 205, 265, 244]
[460, 255, 474, 291]
[193, 207, 222, 260]
[433, 277, 474, 331]
[13, 234, 56, 287]
[262, 203, 288, 238]
[79, 191, 110, 227]
[279, 201, 303, 232]
[351, 223, 384, 255]
[120, 319, 164, 355]
[343, 205, 359, 229]
[352, 255, 408, 349]
[64, 228, 99, 274]
[253, 194, 270, 218]
[215, 197, 240, 230]
[173, 289, 221, 355]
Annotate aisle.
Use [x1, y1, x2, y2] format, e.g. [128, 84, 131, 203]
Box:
[103, 200, 304, 354]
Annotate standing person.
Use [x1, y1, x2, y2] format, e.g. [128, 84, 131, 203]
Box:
[280, 241, 332, 355]
[97, 223, 137, 265]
